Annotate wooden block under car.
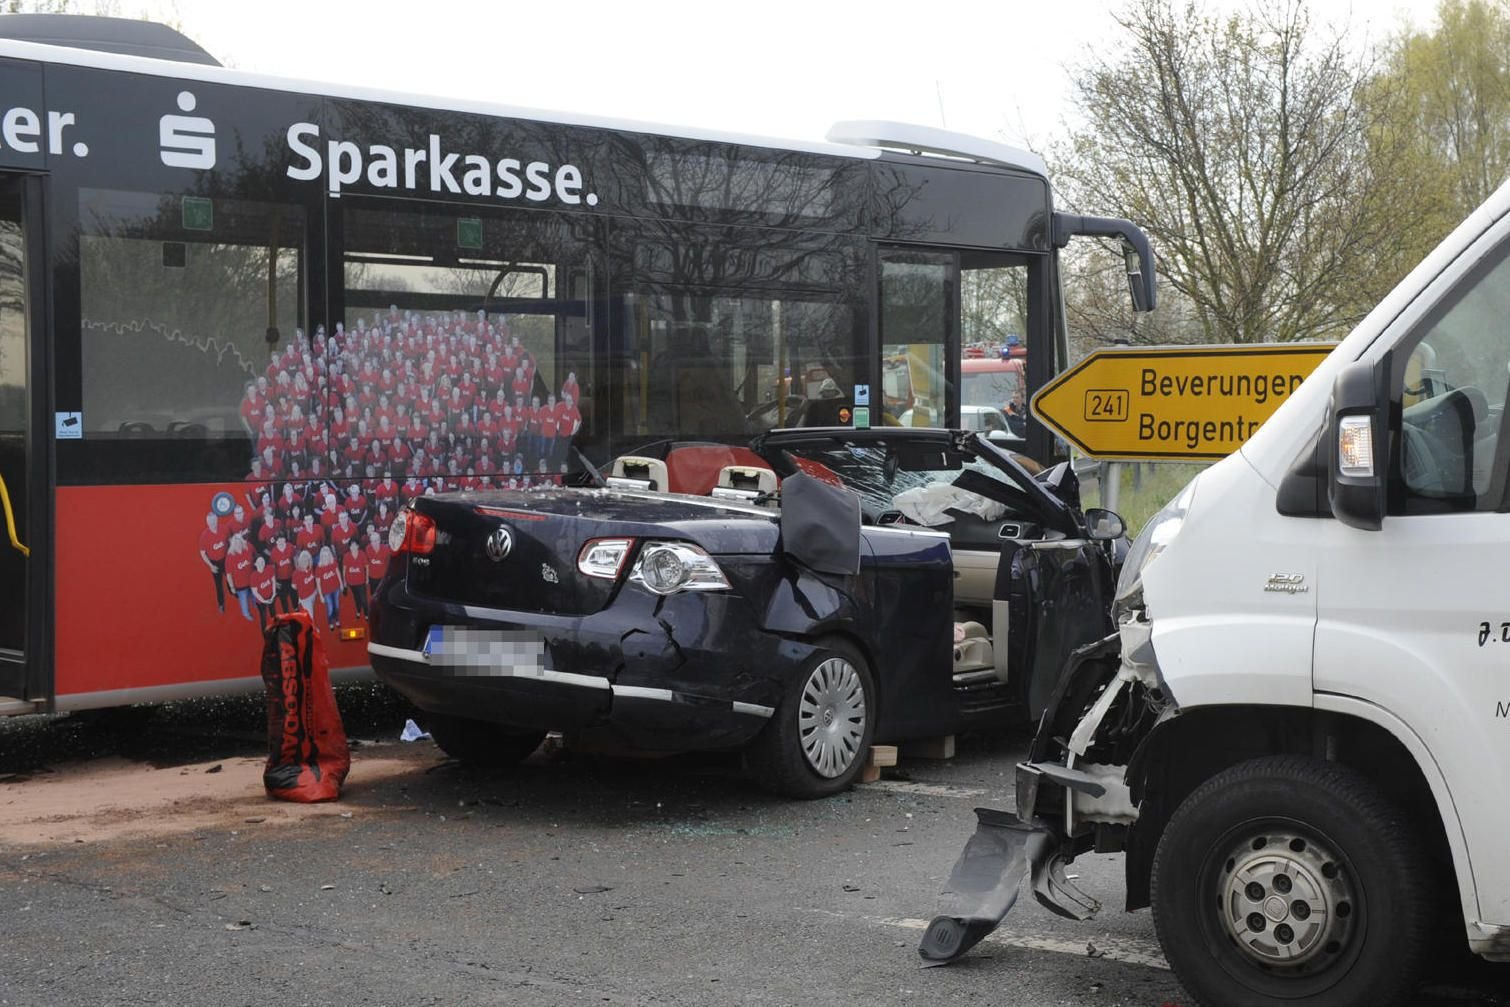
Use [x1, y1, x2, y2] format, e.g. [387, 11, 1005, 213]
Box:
[860, 744, 899, 783]
[901, 735, 956, 760]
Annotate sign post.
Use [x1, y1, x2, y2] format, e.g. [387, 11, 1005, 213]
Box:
[1030, 344, 1336, 461]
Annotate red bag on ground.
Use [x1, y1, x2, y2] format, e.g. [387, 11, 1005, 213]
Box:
[260, 611, 350, 802]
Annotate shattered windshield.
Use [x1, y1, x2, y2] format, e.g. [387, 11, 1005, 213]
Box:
[780, 442, 1034, 527]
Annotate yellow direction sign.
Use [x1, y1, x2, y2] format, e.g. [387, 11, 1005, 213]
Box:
[1031, 344, 1336, 460]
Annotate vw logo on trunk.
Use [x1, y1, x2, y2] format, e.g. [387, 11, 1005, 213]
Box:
[485, 526, 514, 562]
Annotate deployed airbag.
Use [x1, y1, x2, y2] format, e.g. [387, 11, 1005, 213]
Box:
[894, 483, 1007, 527]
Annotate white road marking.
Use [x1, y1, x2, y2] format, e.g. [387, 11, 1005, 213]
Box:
[857, 780, 988, 799]
[802, 908, 1169, 971]
[806, 910, 1508, 1001]
[879, 916, 1170, 970]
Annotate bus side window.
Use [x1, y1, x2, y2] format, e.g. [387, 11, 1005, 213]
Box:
[610, 221, 866, 448]
[74, 188, 305, 483]
[338, 204, 595, 488]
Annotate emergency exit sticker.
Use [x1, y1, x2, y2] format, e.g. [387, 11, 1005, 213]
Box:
[181, 196, 213, 232]
[457, 217, 483, 249]
[55, 411, 82, 439]
[852, 406, 870, 428]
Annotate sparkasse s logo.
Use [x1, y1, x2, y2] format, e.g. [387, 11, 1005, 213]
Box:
[159, 90, 216, 169]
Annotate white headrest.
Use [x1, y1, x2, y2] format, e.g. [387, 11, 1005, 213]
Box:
[610, 456, 669, 492]
[716, 465, 776, 495]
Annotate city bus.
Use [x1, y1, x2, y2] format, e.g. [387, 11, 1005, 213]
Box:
[0, 15, 1155, 716]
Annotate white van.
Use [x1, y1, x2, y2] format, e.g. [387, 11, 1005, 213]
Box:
[919, 184, 1510, 1007]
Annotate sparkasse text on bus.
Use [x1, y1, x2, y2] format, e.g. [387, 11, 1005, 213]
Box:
[285, 123, 597, 204]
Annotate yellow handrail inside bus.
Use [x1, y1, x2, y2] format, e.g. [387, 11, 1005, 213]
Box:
[0, 473, 27, 557]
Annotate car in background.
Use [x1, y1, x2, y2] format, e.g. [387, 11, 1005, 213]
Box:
[899, 405, 1017, 437]
[368, 428, 1124, 797]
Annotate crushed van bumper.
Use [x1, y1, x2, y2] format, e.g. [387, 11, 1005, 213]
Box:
[920, 623, 1173, 964]
[918, 805, 1100, 965]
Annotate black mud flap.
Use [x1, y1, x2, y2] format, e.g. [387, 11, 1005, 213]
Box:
[918, 807, 1099, 966]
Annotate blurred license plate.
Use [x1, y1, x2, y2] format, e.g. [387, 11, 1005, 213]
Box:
[423, 626, 546, 677]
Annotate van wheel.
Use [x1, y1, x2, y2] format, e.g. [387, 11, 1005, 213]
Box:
[743, 641, 875, 799]
[425, 713, 545, 768]
[1151, 756, 1430, 1007]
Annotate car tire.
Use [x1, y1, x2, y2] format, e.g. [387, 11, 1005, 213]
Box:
[1151, 755, 1431, 1007]
[743, 640, 876, 799]
[425, 713, 546, 768]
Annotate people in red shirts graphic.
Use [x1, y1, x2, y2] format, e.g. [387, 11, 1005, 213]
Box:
[225, 533, 255, 622]
[198, 512, 230, 613]
[365, 528, 390, 592]
[250, 554, 277, 630]
[227, 307, 603, 613]
[343, 538, 369, 620]
[293, 549, 318, 619]
[316, 545, 343, 631]
[270, 532, 297, 614]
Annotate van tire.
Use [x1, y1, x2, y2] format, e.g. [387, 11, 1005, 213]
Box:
[1151, 755, 1430, 1007]
[743, 640, 875, 799]
[425, 713, 545, 768]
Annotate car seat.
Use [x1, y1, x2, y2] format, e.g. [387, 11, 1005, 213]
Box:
[952, 620, 993, 677]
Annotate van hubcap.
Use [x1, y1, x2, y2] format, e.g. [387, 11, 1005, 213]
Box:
[1215, 829, 1357, 971]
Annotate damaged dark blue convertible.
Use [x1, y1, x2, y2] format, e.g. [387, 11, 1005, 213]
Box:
[368, 428, 1124, 798]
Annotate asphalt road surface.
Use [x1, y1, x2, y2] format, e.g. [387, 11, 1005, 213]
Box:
[1, 691, 1507, 1006]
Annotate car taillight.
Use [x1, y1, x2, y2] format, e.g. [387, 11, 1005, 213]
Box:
[390, 507, 435, 555]
[577, 537, 635, 580]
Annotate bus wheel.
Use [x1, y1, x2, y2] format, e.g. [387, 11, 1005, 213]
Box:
[425, 713, 545, 768]
[743, 640, 875, 799]
[1151, 756, 1430, 1007]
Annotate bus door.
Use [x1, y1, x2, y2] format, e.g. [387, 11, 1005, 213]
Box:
[880, 247, 1037, 438]
[0, 174, 39, 704]
[880, 248, 958, 427]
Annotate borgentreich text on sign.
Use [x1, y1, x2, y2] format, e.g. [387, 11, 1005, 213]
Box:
[1030, 344, 1336, 461]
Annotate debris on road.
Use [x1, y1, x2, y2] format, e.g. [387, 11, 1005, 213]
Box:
[260, 613, 350, 802]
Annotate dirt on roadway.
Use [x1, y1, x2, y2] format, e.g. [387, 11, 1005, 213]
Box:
[0, 744, 431, 847]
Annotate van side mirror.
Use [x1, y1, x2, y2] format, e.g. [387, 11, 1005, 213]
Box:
[1083, 507, 1125, 541]
[1325, 358, 1389, 531]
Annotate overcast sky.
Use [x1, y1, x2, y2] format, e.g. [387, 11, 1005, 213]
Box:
[136, 0, 1443, 153]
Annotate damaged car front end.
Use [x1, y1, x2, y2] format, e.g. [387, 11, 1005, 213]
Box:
[920, 481, 1194, 963]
